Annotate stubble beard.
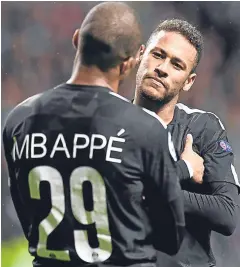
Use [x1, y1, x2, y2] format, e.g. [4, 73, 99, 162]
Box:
[139, 84, 179, 108]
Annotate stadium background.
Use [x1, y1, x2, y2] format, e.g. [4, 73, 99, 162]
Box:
[1, 1, 240, 267]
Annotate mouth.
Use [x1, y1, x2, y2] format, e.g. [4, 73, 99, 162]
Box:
[146, 77, 167, 89]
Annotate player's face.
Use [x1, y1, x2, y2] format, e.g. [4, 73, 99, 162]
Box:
[136, 31, 197, 103]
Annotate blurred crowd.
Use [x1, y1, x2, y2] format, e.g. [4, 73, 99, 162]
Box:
[1, 2, 240, 267]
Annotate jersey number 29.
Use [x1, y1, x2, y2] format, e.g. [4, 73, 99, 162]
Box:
[28, 166, 112, 263]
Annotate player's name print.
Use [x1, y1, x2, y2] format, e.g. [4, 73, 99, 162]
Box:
[12, 131, 126, 163]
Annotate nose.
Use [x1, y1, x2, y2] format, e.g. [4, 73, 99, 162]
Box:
[155, 61, 168, 78]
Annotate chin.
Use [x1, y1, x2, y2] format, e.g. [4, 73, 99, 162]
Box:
[140, 87, 177, 106]
[140, 86, 166, 102]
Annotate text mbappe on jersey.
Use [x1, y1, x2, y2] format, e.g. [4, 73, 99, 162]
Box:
[11, 131, 126, 163]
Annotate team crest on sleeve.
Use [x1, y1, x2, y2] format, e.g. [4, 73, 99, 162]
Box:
[219, 140, 233, 153]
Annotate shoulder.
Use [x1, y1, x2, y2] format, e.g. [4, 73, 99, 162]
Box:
[109, 93, 169, 151]
[110, 92, 167, 131]
[176, 103, 229, 154]
[176, 103, 225, 132]
[137, 108, 171, 157]
[3, 93, 43, 135]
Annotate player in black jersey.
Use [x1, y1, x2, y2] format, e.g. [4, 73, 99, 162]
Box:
[134, 19, 240, 267]
[2, 4, 185, 267]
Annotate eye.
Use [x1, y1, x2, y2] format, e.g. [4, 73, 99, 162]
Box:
[173, 62, 183, 70]
[152, 52, 164, 59]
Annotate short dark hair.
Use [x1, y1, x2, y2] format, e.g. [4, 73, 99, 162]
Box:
[147, 19, 204, 73]
[78, 2, 142, 72]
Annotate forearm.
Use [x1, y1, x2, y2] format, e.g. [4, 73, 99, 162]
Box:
[183, 182, 239, 235]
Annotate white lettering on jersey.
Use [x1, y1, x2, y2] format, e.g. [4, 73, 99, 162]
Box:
[31, 133, 47, 158]
[12, 135, 29, 161]
[89, 135, 107, 159]
[106, 135, 125, 163]
[12, 132, 126, 164]
[50, 134, 70, 158]
[73, 134, 90, 158]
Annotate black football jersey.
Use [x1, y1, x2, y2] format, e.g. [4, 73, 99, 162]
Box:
[157, 103, 240, 267]
[3, 84, 184, 267]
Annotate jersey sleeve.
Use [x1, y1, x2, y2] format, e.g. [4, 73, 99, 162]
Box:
[183, 181, 239, 236]
[143, 122, 185, 255]
[2, 114, 30, 238]
[197, 114, 240, 190]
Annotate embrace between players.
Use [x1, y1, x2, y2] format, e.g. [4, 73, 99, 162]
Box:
[3, 2, 240, 267]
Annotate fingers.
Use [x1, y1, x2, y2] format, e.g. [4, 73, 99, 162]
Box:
[184, 134, 193, 151]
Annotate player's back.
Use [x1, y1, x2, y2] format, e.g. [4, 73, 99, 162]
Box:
[3, 84, 180, 267]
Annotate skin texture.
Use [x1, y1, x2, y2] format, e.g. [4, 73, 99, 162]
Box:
[134, 30, 204, 183]
[136, 31, 197, 101]
[135, 30, 198, 124]
[68, 2, 142, 94]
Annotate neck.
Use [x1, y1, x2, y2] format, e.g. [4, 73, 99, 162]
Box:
[134, 93, 178, 125]
[67, 56, 120, 93]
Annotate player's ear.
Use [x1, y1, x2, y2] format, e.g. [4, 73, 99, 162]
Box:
[72, 29, 79, 50]
[119, 57, 137, 80]
[119, 45, 145, 79]
[182, 73, 197, 92]
[136, 44, 145, 65]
